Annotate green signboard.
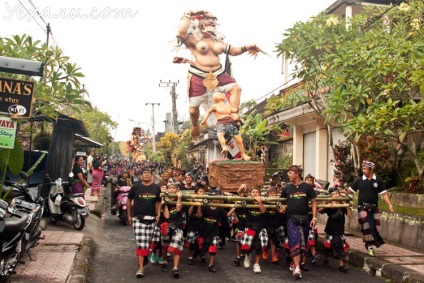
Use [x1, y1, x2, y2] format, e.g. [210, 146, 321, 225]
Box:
[0, 117, 17, 149]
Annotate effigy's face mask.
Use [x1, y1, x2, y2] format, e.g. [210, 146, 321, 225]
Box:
[200, 13, 217, 36]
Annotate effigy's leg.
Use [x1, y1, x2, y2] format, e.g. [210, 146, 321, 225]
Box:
[228, 84, 242, 122]
[217, 132, 228, 154]
[234, 134, 251, 161]
[189, 106, 200, 140]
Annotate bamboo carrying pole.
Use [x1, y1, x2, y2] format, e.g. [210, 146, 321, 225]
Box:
[165, 200, 351, 209]
[160, 193, 350, 203]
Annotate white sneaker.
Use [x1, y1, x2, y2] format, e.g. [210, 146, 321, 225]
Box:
[244, 254, 251, 269]
[253, 263, 261, 274]
[293, 266, 302, 279]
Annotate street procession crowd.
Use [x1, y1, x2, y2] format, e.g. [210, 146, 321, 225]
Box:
[83, 8, 396, 280]
[115, 160, 395, 280]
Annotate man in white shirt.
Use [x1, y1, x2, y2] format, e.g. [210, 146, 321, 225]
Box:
[87, 150, 94, 185]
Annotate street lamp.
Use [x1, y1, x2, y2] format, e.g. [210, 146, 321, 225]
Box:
[0, 56, 44, 77]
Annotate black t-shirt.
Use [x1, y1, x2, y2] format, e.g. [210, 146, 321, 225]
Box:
[235, 207, 247, 230]
[321, 207, 347, 235]
[187, 206, 202, 231]
[245, 207, 264, 231]
[280, 182, 317, 217]
[116, 178, 128, 187]
[72, 165, 83, 181]
[264, 209, 280, 229]
[165, 203, 185, 228]
[128, 182, 160, 217]
[350, 175, 386, 205]
[199, 206, 227, 238]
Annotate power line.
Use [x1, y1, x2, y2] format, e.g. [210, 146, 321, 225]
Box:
[26, 0, 47, 25]
[17, 0, 46, 32]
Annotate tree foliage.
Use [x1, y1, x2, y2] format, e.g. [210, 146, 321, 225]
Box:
[73, 107, 117, 155]
[0, 34, 90, 117]
[272, 1, 424, 179]
[240, 113, 281, 161]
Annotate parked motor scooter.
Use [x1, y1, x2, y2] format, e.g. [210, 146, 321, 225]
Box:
[46, 175, 89, 231]
[0, 199, 31, 280]
[115, 186, 131, 225]
[7, 173, 45, 260]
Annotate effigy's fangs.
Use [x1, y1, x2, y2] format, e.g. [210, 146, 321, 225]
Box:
[208, 159, 264, 193]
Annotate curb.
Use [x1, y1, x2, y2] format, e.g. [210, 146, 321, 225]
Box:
[90, 185, 107, 218]
[316, 238, 424, 283]
[66, 235, 96, 283]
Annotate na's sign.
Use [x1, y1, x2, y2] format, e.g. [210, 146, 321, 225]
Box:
[0, 77, 34, 118]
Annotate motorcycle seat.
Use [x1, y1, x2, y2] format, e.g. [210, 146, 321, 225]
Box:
[65, 193, 84, 198]
[2, 187, 22, 201]
[4, 212, 30, 233]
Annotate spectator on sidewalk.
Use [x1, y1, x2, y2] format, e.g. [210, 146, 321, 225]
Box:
[86, 150, 94, 186]
[91, 155, 104, 196]
[348, 160, 395, 256]
[279, 165, 318, 279]
[127, 167, 161, 278]
[72, 156, 91, 196]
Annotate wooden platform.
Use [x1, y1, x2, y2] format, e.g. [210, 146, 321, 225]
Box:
[208, 159, 264, 192]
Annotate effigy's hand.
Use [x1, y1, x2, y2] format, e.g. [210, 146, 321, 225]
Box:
[246, 45, 268, 59]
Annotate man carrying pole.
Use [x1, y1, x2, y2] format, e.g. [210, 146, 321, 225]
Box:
[279, 165, 318, 279]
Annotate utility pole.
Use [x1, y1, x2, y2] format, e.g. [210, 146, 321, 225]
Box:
[146, 103, 160, 153]
[159, 80, 179, 134]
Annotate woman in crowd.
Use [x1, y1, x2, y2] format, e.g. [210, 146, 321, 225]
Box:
[91, 155, 104, 196]
[72, 156, 91, 196]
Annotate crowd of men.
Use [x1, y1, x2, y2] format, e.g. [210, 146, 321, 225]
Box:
[121, 161, 394, 280]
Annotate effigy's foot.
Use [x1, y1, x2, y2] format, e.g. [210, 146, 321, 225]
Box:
[191, 124, 200, 141]
[221, 145, 228, 154]
[242, 154, 251, 161]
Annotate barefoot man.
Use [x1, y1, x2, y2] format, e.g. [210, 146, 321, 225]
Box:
[175, 10, 265, 141]
[201, 92, 251, 161]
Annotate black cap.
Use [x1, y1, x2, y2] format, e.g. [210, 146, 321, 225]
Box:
[208, 189, 221, 196]
[328, 187, 339, 195]
[140, 167, 153, 174]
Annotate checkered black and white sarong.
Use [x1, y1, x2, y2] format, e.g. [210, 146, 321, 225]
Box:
[241, 228, 268, 252]
[161, 227, 184, 255]
[132, 217, 156, 256]
[187, 230, 199, 245]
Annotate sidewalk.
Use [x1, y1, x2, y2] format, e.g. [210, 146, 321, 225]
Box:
[315, 222, 424, 282]
[11, 188, 101, 283]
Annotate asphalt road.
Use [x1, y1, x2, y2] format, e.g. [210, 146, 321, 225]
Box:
[87, 208, 385, 283]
